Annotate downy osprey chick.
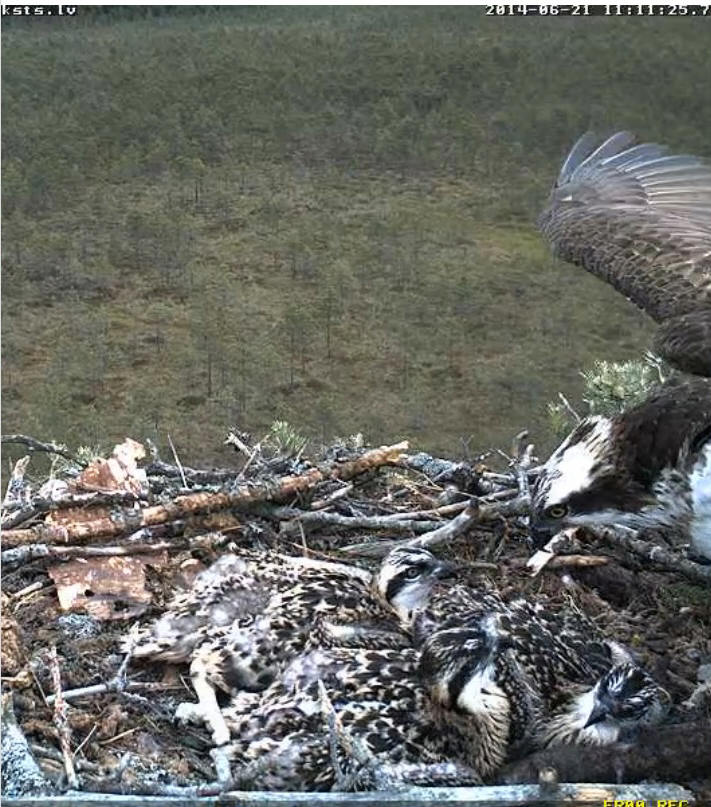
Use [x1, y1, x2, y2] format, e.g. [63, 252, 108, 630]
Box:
[130, 545, 454, 745]
[542, 662, 670, 747]
[219, 624, 534, 791]
[217, 619, 666, 791]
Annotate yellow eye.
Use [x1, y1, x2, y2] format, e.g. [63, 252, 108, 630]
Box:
[546, 504, 568, 519]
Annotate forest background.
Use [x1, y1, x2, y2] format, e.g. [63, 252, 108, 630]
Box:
[3, 6, 710, 470]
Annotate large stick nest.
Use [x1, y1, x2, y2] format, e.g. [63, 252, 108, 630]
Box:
[1, 432, 709, 800]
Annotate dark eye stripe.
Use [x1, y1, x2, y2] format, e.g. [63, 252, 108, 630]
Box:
[385, 564, 433, 600]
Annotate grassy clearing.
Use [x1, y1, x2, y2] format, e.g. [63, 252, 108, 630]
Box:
[3, 8, 707, 468]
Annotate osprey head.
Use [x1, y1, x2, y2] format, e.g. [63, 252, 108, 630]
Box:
[545, 662, 670, 747]
[583, 663, 670, 731]
[418, 625, 501, 712]
[530, 416, 621, 545]
[372, 546, 457, 620]
[418, 624, 527, 777]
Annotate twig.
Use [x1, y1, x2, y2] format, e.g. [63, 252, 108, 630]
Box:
[342, 502, 482, 556]
[237, 441, 263, 480]
[481, 487, 519, 502]
[48, 645, 79, 790]
[145, 459, 237, 483]
[167, 433, 188, 489]
[377, 499, 470, 520]
[239, 447, 260, 476]
[1, 503, 40, 527]
[480, 471, 518, 485]
[72, 725, 98, 760]
[511, 430, 534, 504]
[84, 778, 229, 797]
[557, 392, 582, 423]
[45, 629, 146, 708]
[1, 539, 189, 571]
[461, 560, 499, 571]
[1, 434, 82, 464]
[592, 526, 711, 585]
[3, 442, 408, 547]
[224, 430, 254, 457]
[31, 743, 101, 773]
[280, 510, 441, 539]
[310, 482, 354, 510]
[317, 680, 375, 791]
[9, 579, 51, 602]
[98, 728, 138, 746]
[399, 452, 483, 491]
[29, 664, 49, 707]
[2, 490, 140, 530]
[478, 495, 530, 520]
[546, 554, 610, 569]
[44, 680, 183, 705]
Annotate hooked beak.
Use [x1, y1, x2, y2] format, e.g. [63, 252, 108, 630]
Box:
[529, 521, 556, 550]
[435, 560, 458, 580]
[583, 701, 608, 728]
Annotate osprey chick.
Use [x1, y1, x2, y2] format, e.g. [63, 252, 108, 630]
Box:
[533, 132, 711, 557]
[218, 613, 666, 790]
[542, 662, 670, 747]
[130, 545, 453, 745]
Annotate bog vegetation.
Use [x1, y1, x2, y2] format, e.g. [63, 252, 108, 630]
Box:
[3, 7, 710, 467]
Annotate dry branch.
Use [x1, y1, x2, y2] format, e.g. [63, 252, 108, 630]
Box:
[145, 459, 238, 483]
[510, 430, 534, 504]
[2, 490, 140, 531]
[44, 630, 138, 707]
[5, 783, 696, 805]
[399, 452, 483, 492]
[280, 511, 441, 539]
[43, 681, 182, 706]
[29, 744, 102, 774]
[1, 434, 81, 464]
[592, 526, 711, 585]
[497, 721, 711, 785]
[48, 645, 79, 790]
[342, 502, 483, 556]
[546, 554, 610, 569]
[2, 530, 230, 571]
[310, 483, 354, 510]
[2, 442, 408, 548]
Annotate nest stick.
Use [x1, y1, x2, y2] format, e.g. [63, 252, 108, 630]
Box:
[1, 434, 81, 464]
[48, 645, 79, 790]
[592, 526, 711, 585]
[3, 441, 408, 548]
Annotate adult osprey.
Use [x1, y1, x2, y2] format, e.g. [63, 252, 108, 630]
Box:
[530, 132, 711, 560]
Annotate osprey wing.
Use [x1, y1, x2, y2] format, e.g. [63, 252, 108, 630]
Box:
[539, 132, 711, 375]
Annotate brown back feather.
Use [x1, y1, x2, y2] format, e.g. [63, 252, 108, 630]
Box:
[611, 375, 711, 488]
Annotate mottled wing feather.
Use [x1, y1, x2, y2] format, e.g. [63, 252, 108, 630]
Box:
[423, 584, 613, 696]
[221, 646, 477, 790]
[129, 552, 384, 663]
[540, 132, 711, 374]
[653, 308, 711, 376]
